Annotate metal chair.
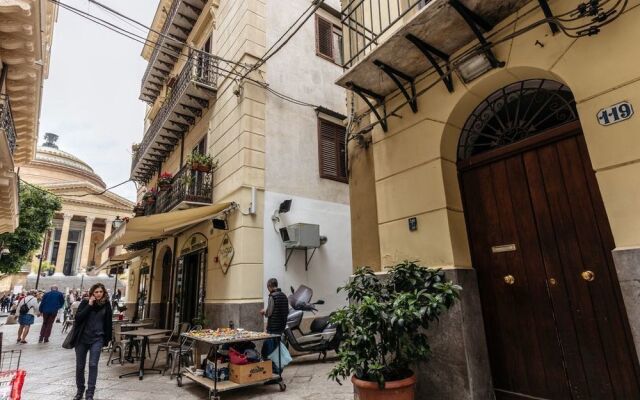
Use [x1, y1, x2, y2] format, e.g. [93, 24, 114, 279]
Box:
[151, 322, 190, 370]
[107, 322, 138, 366]
[167, 326, 199, 379]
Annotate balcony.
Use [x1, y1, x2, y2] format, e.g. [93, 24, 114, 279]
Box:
[140, 0, 207, 103]
[156, 165, 213, 213]
[337, 0, 533, 110]
[131, 50, 218, 182]
[0, 94, 17, 155]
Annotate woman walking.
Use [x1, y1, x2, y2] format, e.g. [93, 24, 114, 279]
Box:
[16, 290, 40, 344]
[71, 283, 112, 400]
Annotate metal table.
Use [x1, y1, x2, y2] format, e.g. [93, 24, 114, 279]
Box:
[176, 332, 286, 400]
[118, 328, 171, 380]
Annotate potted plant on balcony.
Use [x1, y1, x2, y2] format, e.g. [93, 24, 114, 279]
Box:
[329, 261, 461, 400]
[158, 172, 173, 191]
[133, 202, 146, 216]
[143, 188, 157, 205]
[188, 153, 217, 173]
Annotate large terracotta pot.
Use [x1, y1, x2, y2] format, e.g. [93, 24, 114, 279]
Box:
[352, 373, 416, 400]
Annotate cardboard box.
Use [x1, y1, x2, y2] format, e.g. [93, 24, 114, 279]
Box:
[229, 361, 272, 384]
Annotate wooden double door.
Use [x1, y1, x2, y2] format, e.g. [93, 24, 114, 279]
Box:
[460, 122, 640, 399]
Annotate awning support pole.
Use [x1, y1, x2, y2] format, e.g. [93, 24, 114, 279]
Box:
[449, 0, 503, 68]
[373, 60, 417, 113]
[347, 82, 388, 132]
[405, 34, 454, 93]
[537, 0, 560, 34]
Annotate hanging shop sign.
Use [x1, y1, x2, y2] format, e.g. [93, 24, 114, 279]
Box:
[181, 233, 208, 256]
[597, 101, 634, 126]
[218, 233, 234, 275]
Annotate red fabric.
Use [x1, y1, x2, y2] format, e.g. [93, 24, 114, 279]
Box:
[229, 348, 248, 365]
[11, 369, 25, 400]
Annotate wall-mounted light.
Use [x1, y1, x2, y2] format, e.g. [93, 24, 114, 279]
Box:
[112, 216, 124, 231]
[456, 52, 494, 83]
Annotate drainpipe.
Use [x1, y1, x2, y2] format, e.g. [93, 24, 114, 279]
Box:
[145, 242, 157, 319]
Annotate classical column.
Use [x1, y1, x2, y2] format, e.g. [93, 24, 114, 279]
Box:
[79, 216, 95, 271]
[101, 218, 113, 265]
[54, 213, 73, 275]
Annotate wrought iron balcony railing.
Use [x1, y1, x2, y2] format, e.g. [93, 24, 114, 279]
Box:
[131, 49, 218, 182]
[140, 0, 207, 103]
[0, 94, 16, 155]
[154, 164, 213, 214]
[342, 0, 428, 68]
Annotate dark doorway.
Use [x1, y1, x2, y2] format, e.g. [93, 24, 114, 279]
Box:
[51, 242, 77, 276]
[177, 250, 206, 326]
[458, 81, 640, 399]
[159, 249, 173, 330]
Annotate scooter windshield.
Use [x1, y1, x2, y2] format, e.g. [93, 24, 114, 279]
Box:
[289, 285, 313, 309]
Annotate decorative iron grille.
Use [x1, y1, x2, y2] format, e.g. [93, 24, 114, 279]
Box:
[457, 79, 578, 160]
[341, 0, 429, 67]
[132, 50, 218, 175]
[0, 95, 16, 155]
[155, 163, 213, 214]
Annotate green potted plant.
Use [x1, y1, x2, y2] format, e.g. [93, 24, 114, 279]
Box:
[158, 172, 173, 191]
[133, 202, 145, 216]
[187, 153, 216, 173]
[142, 188, 157, 205]
[329, 261, 461, 400]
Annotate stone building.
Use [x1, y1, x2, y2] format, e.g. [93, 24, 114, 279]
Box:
[100, 0, 351, 329]
[339, 0, 640, 398]
[0, 0, 58, 234]
[17, 133, 133, 292]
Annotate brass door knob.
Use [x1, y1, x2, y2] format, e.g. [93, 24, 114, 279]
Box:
[504, 275, 515, 285]
[581, 270, 595, 282]
[549, 278, 557, 286]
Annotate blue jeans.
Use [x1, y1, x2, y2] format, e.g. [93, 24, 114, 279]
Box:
[75, 340, 103, 394]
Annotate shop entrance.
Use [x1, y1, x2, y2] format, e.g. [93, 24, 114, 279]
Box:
[458, 80, 640, 399]
[174, 233, 208, 327]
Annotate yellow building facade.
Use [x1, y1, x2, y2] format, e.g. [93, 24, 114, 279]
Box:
[340, 0, 640, 398]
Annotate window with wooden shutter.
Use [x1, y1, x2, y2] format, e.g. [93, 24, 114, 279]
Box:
[318, 118, 347, 183]
[316, 15, 334, 61]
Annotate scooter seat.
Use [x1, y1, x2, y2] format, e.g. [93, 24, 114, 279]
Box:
[310, 316, 331, 333]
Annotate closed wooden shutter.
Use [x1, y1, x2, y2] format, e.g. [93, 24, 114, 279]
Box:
[318, 118, 347, 182]
[316, 15, 333, 60]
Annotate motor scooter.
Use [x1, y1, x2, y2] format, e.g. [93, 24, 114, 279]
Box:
[283, 285, 341, 361]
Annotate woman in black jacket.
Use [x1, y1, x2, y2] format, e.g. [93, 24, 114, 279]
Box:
[72, 283, 112, 400]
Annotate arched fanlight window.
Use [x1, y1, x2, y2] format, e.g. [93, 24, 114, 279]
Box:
[458, 79, 578, 160]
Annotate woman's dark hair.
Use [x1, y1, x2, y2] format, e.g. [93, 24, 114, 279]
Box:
[89, 283, 109, 304]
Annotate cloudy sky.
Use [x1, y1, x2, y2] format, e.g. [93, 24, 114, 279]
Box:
[40, 0, 159, 202]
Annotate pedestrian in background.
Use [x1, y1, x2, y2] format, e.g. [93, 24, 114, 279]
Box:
[38, 285, 65, 343]
[16, 290, 40, 344]
[71, 283, 112, 400]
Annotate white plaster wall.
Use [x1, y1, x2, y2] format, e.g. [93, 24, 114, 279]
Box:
[263, 191, 352, 315]
[265, 0, 349, 204]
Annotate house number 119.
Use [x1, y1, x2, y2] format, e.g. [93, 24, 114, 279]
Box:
[597, 101, 634, 126]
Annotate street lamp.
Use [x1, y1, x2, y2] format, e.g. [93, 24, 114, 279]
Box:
[112, 216, 124, 231]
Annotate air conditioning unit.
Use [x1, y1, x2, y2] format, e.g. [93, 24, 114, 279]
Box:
[280, 223, 321, 249]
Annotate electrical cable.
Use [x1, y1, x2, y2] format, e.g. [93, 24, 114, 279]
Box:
[18, 176, 133, 199]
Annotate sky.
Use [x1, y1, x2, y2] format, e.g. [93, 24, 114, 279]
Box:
[40, 0, 159, 202]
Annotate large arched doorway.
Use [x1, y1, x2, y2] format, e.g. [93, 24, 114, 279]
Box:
[457, 80, 640, 399]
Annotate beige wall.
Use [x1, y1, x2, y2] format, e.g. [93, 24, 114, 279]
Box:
[348, 0, 640, 270]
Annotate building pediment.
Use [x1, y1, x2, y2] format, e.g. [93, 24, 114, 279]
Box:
[42, 181, 134, 212]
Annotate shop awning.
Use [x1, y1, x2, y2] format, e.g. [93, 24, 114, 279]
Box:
[93, 249, 151, 273]
[97, 202, 233, 253]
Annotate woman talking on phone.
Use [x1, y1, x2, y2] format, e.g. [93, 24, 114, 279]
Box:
[71, 283, 112, 400]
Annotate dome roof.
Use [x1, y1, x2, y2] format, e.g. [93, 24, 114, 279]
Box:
[32, 133, 106, 188]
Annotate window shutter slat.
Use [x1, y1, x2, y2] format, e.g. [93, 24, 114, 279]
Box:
[318, 118, 347, 182]
[316, 16, 333, 59]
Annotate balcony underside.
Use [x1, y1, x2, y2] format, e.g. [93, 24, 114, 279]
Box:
[139, 0, 206, 103]
[336, 0, 530, 96]
[132, 81, 216, 182]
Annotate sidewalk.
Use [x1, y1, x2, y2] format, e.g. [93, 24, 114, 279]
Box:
[1, 320, 352, 399]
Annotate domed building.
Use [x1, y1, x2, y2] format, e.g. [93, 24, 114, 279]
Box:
[17, 133, 134, 291]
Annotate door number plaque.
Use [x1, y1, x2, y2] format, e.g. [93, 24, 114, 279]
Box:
[491, 244, 517, 253]
[597, 101, 633, 126]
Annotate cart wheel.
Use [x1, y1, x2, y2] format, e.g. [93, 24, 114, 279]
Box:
[176, 375, 182, 387]
[279, 382, 287, 392]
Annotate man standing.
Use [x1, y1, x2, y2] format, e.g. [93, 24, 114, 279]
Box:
[260, 278, 289, 370]
[39, 285, 65, 343]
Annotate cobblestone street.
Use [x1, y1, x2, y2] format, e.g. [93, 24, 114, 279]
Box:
[1, 319, 352, 400]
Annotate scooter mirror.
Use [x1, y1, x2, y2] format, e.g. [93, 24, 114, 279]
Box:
[315, 300, 325, 305]
[290, 286, 295, 294]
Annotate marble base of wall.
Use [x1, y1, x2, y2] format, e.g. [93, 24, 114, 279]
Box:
[415, 269, 493, 400]
[612, 247, 640, 361]
[203, 301, 264, 332]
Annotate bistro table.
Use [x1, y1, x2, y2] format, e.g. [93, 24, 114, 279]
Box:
[120, 322, 155, 362]
[119, 328, 171, 380]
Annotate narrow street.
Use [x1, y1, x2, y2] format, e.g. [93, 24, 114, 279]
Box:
[2, 319, 351, 400]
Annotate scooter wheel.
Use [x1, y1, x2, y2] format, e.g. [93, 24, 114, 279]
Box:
[279, 383, 287, 392]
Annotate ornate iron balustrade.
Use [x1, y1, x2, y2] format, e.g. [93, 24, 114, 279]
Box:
[0, 94, 16, 155]
[155, 164, 213, 214]
[342, 0, 429, 68]
[132, 50, 218, 176]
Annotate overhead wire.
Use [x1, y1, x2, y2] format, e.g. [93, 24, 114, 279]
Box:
[18, 176, 134, 199]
